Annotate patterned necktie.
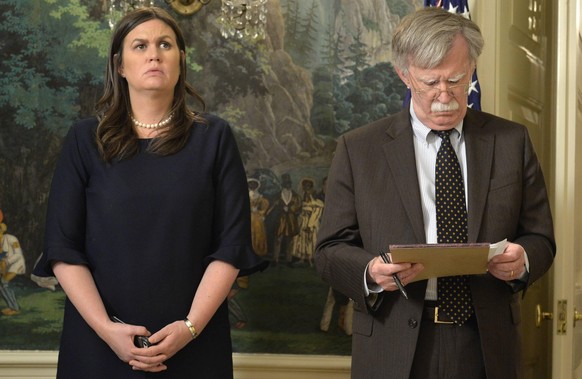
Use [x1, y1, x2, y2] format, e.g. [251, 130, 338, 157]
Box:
[434, 130, 473, 325]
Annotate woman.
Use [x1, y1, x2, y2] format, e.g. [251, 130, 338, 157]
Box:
[248, 178, 269, 256]
[35, 7, 266, 378]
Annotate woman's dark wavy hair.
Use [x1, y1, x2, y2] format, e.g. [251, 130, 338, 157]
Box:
[95, 6, 206, 162]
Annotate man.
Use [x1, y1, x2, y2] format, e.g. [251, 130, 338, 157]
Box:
[315, 7, 555, 379]
[0, 209, 26, 316]
[270, 173, 302, 266]
[291, 178, 324, 267]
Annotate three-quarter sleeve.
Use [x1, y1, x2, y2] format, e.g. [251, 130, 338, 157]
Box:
[203, 116, 268, 276]
[36, 122, 93, 276]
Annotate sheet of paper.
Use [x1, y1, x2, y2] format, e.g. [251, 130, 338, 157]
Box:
[487, 238, 508, 260]
[388, 239, 508, 282]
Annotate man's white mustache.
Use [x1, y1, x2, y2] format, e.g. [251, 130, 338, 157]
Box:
[431, 100, 460, 112]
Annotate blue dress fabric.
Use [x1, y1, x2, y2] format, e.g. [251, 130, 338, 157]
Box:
[37, 115, 267, 378]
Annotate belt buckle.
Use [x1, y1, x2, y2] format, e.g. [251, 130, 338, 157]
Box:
[434, 307, 454, 324]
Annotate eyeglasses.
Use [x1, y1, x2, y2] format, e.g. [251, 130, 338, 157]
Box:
[408, 73, 471, 101]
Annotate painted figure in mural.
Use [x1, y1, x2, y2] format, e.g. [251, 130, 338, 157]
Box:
[33, 7, 266, 378]
[30, 252, 59, 291]
[0, 209, 26, 316]
[316, 175, 355, 336]
[315, 7, 555, 379]
[319, 286, 353, 336]
[248, 178, 269, 257]
[227, 276, 249, 330]
[316, 176, 327, 203]
[269, 173, 301, 267]
[291, 177, 324, 267]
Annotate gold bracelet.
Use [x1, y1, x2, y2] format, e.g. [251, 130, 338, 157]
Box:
[183, 318, 198, 339]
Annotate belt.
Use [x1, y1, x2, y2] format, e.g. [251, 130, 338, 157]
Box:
[422, 302, 476, 326]
[423, 305, 454, 324]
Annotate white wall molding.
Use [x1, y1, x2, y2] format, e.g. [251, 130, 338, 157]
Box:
[0, 351, 351, 378]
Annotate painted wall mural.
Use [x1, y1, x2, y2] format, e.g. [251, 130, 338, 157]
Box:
[0, 0, 419, 354]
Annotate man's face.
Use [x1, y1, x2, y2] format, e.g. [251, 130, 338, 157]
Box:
[396, 34, 474, 131]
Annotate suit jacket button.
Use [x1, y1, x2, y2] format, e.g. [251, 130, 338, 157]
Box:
[408, 318, 418, 328]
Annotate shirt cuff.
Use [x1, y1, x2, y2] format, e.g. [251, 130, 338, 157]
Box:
[514, 250, 530, 281]
[364, 262, 384, 297]
[523, 250, 530, 275]
[506, 251, 530, 293]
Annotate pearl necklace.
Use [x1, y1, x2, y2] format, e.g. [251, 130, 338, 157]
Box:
[131, 113, 173, 129]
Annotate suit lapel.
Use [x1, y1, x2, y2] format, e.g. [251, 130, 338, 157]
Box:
[464, 109, 494, 242]
[382, 111, 426, 243]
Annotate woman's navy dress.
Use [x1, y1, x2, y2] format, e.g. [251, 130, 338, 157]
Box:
[37, 115, 266, 378]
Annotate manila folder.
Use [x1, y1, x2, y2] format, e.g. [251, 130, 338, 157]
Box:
[388, 242, 500, 282]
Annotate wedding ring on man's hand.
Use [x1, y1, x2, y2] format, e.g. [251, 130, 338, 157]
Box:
[510, 270, 514, 279]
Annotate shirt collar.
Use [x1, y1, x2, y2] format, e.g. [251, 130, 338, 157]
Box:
[409, 101, 464, 143]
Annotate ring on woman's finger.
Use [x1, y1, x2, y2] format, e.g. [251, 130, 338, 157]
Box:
[510, 270, 514, 278]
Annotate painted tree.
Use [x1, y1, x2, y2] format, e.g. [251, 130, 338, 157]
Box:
[282, 0, 300, 44]
[310, 13, 344, 136]
[386, 0, 415, 18]
[310, 66, 335, 135]
[0, 0, 108, 132]
[0, 0, 109, 269]
[344, 24, 369, 83]
[292, 1, 319, 69]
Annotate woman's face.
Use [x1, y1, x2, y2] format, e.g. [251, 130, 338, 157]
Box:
[118, 19, 182, 98]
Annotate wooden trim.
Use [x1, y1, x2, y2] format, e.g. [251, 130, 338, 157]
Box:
[0, 351, 351, 378]
[550, 0, 578, 377]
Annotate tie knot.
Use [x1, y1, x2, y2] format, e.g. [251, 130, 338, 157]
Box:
[433, 129, 453, 140]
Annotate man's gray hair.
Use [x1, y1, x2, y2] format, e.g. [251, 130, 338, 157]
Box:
[391, 7, 484, 71]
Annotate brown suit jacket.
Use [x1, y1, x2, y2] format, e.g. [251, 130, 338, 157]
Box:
[315, 108, 556, 379]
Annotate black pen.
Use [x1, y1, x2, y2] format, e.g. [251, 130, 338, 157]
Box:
[110, 316, 151, 348]
[379, 250, 409, 300]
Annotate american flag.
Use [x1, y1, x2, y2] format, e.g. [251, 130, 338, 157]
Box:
[403, 0, 482, 110]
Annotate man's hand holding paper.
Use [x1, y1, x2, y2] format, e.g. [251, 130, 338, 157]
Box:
[487, 241, 528, 281]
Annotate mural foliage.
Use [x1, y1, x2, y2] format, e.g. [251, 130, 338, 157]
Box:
[0, 0, 417, 354]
